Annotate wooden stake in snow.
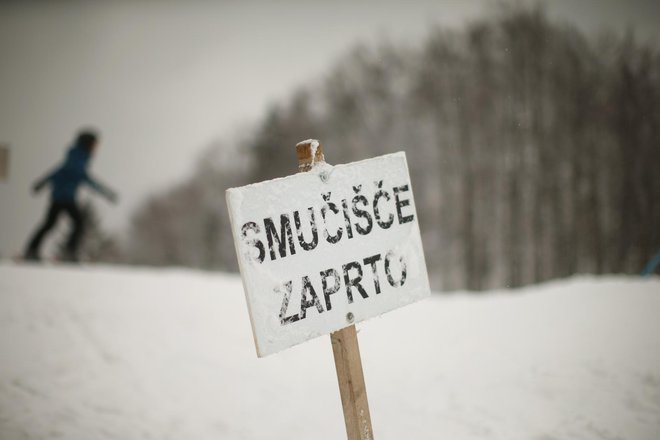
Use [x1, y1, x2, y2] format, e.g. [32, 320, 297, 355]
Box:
[296, 139, 374, 440]
[226, 138, 429, 434]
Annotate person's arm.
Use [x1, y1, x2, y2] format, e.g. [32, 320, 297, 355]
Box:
[32, 169, 57, 193]
[84, 173, 118, 203]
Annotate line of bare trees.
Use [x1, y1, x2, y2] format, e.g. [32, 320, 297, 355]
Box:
[124, 7, 660, 290]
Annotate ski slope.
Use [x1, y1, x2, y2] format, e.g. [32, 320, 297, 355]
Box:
[0, 263, 658, 439]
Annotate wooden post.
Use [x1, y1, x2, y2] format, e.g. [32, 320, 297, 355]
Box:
[330, 324, 374, 440]
[295, 139, 374, 440]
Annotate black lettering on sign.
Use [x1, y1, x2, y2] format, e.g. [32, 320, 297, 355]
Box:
[342, 261, 368, 303]
[276, 249, 410, 326]
[341, 199, 354, 239]
[321, 268, 341, 311]
[264, 214, 296, 261]
[299, 276, 324, 319]
[351, 185, 373, 235]
[321, 192, 343, 244]
[373, 180, 394, 229]
[277, 281, 299, 325]
[241, 221, 265, 263]
[362, 253, 382, 294]
[385, 251, 407, 287]
[294, 208, 318, 251]
[394, 184, 414, 224]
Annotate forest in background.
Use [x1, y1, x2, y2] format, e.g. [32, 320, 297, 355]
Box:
[117, 7, 660, 291]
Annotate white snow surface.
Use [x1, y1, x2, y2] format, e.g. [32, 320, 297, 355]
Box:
[0, 263, 659, 440]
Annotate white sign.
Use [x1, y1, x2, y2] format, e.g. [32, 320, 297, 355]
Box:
[226, 152, 430, 357]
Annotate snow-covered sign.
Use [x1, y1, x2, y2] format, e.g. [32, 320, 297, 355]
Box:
[226, 152, 430, 357]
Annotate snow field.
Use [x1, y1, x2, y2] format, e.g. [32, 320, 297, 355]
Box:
[0, 264, 659, 439]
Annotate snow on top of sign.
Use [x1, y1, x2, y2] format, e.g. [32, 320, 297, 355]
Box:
[295, 139, 319, 151]
[309, 140, 319, 167]
[310, 160, 332, 175]
[296, 139, 321, 168]
[295, 139, 318, 147]
[226, 152, 406, 194]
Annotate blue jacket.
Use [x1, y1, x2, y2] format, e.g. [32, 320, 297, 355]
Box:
[35, 145, 113, 203]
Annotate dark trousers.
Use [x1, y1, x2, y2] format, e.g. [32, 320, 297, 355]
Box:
[26, 202, 84, 259]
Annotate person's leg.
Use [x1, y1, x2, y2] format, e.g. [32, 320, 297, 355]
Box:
[63, 203, 84, 261]
[25, 203, 63, 259]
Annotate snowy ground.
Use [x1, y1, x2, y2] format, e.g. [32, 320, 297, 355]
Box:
[0, 263, 658, 440]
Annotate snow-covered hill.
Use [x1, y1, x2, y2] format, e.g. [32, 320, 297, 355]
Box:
[1, 263, 658, 440]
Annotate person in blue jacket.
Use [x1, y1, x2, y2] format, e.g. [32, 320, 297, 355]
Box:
[24, 129, 118, 262]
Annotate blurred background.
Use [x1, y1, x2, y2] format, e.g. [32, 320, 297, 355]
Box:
[2, 3, 660, 440]
[1, 0, 659, 290]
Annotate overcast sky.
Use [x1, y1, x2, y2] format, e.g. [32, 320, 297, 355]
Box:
[0, 0, 658, 258]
